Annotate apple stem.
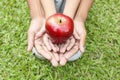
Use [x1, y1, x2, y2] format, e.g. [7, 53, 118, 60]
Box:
[60, 19, 62, 23]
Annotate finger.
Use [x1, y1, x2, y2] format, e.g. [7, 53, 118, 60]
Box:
[49, 39, 58, 52]
[73, 28, 80, 40]
[42, 45, 59, 67]
[74, 22, 84, 36]
[35, 38, 43, 46]
[54, 44, 59, 52]
[35, 25, 46, 39]
[38, 40, 42, 45]
[67, 36, 75, 51]
[59, 43, 65, 53]
[64, 45, 79, 60]
[35, 43, 51, 60]
[50, 52, 59, 67]
[50, 57, 59, 67]
[60, 39, 70, 53]
[75, 26, 81, 36]
[77, 23, 86, 36]
[43, 34, 52, 51]
[52, 52, 59, 61]
[79, 34, 86, 53]
[59, 53, 67, 66]
[27, 31, 35, 51]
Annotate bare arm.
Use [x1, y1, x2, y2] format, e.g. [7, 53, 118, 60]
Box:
[75, 0, 94, 22]
[27, 0, 43, 19]
[63, 0, 80, 19]
[41, 0, 56, 18]
[27, 0, 44, 51]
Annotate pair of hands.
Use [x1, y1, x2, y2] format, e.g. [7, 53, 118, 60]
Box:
[27, 18, 86, 67]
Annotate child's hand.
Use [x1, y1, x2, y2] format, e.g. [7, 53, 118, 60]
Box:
[35, 23, 59, 53]
[59, 40, 79, 66]
[59, 36, 75, 53]
[27, 18, 45, 51]
[43, 33, 59, 52]
[34, 36, 59, 67]
[73, 20, 86, 53]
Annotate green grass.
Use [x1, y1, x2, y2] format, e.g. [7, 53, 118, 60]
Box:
[0, 0, 120, 80]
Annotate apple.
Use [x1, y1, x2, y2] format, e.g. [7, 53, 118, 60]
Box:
[46, 13, 74, 44]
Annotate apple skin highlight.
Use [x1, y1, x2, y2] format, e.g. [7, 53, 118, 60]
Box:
[46, 13, 74, 44]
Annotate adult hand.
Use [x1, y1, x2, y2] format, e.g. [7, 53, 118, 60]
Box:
[59, 20, 86, 54]
[73, 20, 86, 53]
[59, 20, 87, 66]
[27, 18, 45, 51]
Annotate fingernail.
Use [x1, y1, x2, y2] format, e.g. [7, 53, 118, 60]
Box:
[60, 58, 67, 66]
[51, 59, 58, 67]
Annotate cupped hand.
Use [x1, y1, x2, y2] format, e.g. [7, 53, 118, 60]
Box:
[27, 18, 45, 51]
[73, 20, 86, 53]
[59, 36, 75, 53]
[59, 20, 86, 56]
[43, 34, 59, 52]
[35, 21, 59, 53]
[59, 20, 87, 66]
[34, 34, 59, 67]
[59, 40, 79, 66]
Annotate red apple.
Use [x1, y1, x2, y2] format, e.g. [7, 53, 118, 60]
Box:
[46, 13, 74, 44]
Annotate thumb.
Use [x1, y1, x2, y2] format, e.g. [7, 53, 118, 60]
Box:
[35, 25, 46, 39]
[73, 28, 80, 40]
[27, 31, 35, 51]
[79, 34, 86, 53]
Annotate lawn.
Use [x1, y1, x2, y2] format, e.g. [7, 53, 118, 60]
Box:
[0, 0, 120, 80]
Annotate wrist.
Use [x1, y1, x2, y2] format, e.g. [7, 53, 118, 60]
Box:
[31, 17, 45, 24]
[63, 12, 74, 19]
[32, 16, 44, 20]
[74, 17, 85, 23]
[45, 11, 56, 18]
